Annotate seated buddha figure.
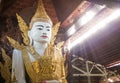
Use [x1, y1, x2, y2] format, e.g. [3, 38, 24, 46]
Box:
[10, 0, 67, 83]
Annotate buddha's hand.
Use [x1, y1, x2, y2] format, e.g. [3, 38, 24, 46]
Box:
[43, 80, 59, 83]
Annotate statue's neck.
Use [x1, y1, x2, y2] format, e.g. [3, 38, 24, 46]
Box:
[32, 41, 48, 55]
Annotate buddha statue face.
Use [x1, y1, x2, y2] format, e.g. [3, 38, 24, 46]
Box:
[29, 21, 52, 44]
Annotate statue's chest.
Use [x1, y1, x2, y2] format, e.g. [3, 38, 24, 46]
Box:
[27, 49, 44, 62]
[32, 55, 59, 74]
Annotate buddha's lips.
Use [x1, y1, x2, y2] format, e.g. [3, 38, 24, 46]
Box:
[41, 36, 48, 38]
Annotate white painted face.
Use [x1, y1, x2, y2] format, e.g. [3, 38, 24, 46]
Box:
[29, 22, 52, 43]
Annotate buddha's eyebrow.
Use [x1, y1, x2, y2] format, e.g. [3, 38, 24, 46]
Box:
[46, 26, 50, 28]
[35, 25, 44, 27]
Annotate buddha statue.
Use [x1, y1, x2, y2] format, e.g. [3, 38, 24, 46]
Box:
[7, 0, 67, 83]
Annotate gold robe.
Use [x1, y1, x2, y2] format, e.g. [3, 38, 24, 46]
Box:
[22, 45, 67, 83]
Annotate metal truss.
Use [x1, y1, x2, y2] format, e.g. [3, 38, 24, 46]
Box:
[71, 55, 108, 83]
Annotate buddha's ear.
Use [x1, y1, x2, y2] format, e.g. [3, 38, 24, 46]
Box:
[28, 31, 33, 45]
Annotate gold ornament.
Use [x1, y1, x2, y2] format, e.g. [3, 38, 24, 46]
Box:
[7, 36, 25, 50]
[30, 0, 53, 29]
[51, 22, 61, 45]
[0, 48, 12, 83]
[16, 13, 30, 45]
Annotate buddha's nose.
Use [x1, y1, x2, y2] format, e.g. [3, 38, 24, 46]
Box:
[43, 33, 47, 35]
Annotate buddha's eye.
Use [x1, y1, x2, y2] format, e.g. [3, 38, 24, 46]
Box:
[38, 28, 43, 30]
[47, 29, 50, 31]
